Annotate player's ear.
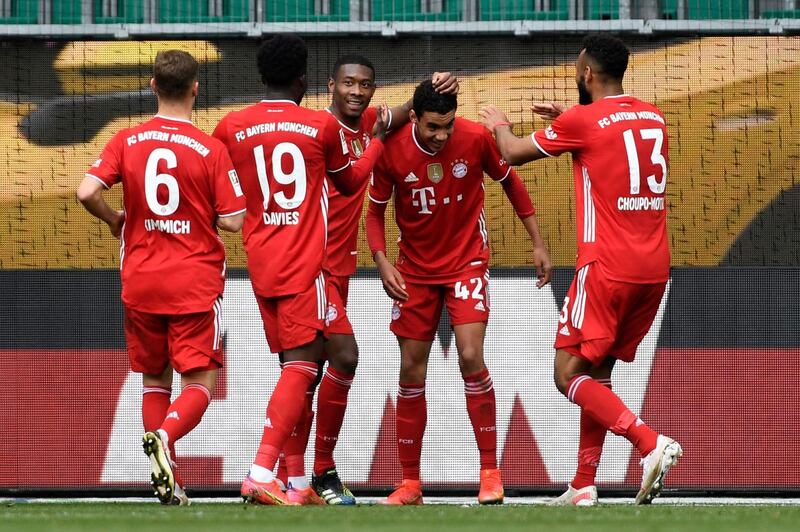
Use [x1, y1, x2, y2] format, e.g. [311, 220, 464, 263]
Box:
[327, 77, 335, 94]
[191, 81, 199, 98]
[149, 78, 158, 96]
[410, 109, 418, 124]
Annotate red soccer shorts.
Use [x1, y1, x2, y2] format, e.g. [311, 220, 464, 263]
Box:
[124, 300, 223, 375]
[554, 262, 666, 366]
[390, 270, 491, 341]
[325, 274, 353, 336]
[256, 275, 326, 353]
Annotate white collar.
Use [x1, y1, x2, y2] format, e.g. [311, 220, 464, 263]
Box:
[325, 108, 361, 134]
[412, 124, 436, 156]
[154, 114, 192, 124]
[260, 99, 299, 106]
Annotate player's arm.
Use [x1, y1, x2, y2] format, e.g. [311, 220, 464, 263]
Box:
[76, 177, 125, 238]
[366, 201, 409, 302]
[327, 104, 389, 195]
[483, 130, 552, 287]
[78, 135, 125, 238]
[382, 72, 459, 133]
[479, 105, 546, 165]
[211, 146, 247, 233]
[366, 159, 408, 302]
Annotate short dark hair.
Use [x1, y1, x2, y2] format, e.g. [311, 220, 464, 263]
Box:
[332, 54, 375, 79]
[153, 50, 198, 99]
[257, 34, 308, 87]
[582, 34, 629, 81]
[412, 80, 457, 118]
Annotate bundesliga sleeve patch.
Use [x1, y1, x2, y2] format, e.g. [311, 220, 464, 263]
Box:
[228, 169, 244, 197]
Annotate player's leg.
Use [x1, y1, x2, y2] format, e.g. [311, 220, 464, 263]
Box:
[282, 359, 325, 506]
[549, 356, 614, 507]
[244, 281, 326, 506]
[446, 270, 501, 504]
[554, 269, 680, 504]
[380, 283, 440, 506]
[312, 275, 358, 504]
[452, 322, 503, 504]
[313, 334, 358, 504]
[379, 336, 432, 506]
[125, 308, 181, 505]
[142, 303, 224, 506]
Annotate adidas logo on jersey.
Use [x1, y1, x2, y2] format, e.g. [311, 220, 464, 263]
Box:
[559, 325, 570, 336]
[474, 301, 486, 312]
[404, 172, 419, 183]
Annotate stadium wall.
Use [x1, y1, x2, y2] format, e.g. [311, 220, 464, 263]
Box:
[1, 268, 799, 492]
[1, 35, 798, 493]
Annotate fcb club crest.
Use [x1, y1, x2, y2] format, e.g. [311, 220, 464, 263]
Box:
[427, 163, 444, 184]
[351, 138, 363, 158]
[451, 158, 468, 178]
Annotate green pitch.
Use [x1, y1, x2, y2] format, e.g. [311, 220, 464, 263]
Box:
[1, 503, 799, 532]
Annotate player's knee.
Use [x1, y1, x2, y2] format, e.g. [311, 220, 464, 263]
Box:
[399, 360, 427, 384]
[553, 369, 571, 396]
[332, 347, 359, 375]
[458, 346, 485, 376]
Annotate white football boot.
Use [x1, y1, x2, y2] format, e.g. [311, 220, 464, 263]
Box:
[548, 484, 598, 506]
[635, 435, 683, 505]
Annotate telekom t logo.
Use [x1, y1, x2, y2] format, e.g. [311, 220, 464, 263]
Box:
[411, 187, 435, 214]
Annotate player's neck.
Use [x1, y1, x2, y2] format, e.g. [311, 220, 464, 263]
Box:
[593, 84, 625, 101]
[156, 101, 193, 122]
[263, 88, 302, 105]
[328, 104, 360, 130]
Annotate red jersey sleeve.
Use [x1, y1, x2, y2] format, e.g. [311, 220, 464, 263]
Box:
[86, 131, 125, 188]
[362, 106, 378, 133]
[212, 115, 230, 146]
[531, 106, 587, 157]
[480, 127, 513, 182]
[368, 156, 394, 204]
[211, 146, 246, 217]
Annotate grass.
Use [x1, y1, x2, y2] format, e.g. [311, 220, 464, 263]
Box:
[1, 503, 799, 532]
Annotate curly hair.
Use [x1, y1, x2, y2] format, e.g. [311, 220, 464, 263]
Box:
[332, 54, 375, 80]
[257, 34, 308, 87]
[412, 79, 457, 118]
[582, 34, 629, 81]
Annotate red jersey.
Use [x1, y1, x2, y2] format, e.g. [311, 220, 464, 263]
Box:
[532, 95, 670, 283]
[86, 115, 246, 314]
[369, 118, 512, 284]
[323, 106, 379, 277]
[213, 100, 355, 297]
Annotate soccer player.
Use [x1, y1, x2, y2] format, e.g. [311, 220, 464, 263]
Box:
[480, 34, 682, 506]
[366, 80, 552, 505]
[76, 50, 246, 505]
[212, 34, 387, 506]
[275, 54, 459, 506]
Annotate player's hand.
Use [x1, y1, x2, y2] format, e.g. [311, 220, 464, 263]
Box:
[377, 259, 409, 302]
[373, 102, 390, 142]
[531, 103, 565, 121]
[107, 210, 125, 239]
[432, 72, 459, 95]
[532, 244, 553, 288]
[479, 105, 511, 132]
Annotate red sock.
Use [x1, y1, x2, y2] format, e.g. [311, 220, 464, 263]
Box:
[567, 375, 658, 457]
[142, 386, 171, 432]
[464, 369, 497, 470]
[160, 384, 211, 444]
[276, 453, 288, 487]
[254, 361, 318, 471]
[314, 367, 354, 475]
[283, 392, 315, 478]
[572, 378, 611, 489]
[396, 383, 426, 481]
